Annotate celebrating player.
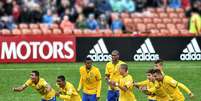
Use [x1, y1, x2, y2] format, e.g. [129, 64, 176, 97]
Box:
[105, 50, 126, 101]
[109, 64, 137, 101]
[77, 57, 102, 101]
[135, 69, 170, 101]
[153, 69, 194, 101]
[13, 71, 56, 101]
[56, 75, 81, 101]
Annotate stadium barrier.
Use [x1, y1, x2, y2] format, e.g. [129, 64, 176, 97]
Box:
[0, 35, 76, 63]
[77, 37, 201, 62]
[0, 35, 201, 63]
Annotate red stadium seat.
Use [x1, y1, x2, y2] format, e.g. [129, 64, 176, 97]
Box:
[12, 29, 21, 35]
[83, 29, 97, 34]
[147, 23, 156, 30]
[21, 29, 31, 35]
[147, 8, 155, 13]
[157, 23, 166, 29]
[156, 8, 165, 13]
[32, 29, 42, 35]
[73, 29, 82, 35]
[52, 28, 62, 34]
[153, 18, 162, 24]
[63, 29, 73, 35]
[143, 18, 152, 23]
[133, 18, 143, 23]
[41, 28, 52, 35]
[137, 23, 146, 33]
[166, 23, 176, 29]
[163, 18, 172, 24]
[29, 24, 39, 29]
[19, 23, 28, 29]
[175, 8, 184, 13]
[176, 23, 186, 30]
[123, 18, 133, 25]
[168, 13, 178, 18]
[166, 7, 175, 13]
[39, 24, 49, 29]
[159, 13, 168, 18]
[160, 29, 169, 35]
[102, 29, 113, 34]
[1, 29, 11, 35]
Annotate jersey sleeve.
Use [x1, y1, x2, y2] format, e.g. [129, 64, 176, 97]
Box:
[41, 79, 48, 87]
[136, 80, 148, 86]
[178, 82, 192, 94]
[24, 79, 32, 86]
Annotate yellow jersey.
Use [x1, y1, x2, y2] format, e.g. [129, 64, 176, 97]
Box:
[190, 13, 201, 35]
[160, 75, 192, 101]
[105, 60, 125, 90]
[78, 66, 102, 97]
[119, 74, 136, 101]
[136, 80, 156, 100]
[24, 78, 55, 100]
[57, 81, 81, 101]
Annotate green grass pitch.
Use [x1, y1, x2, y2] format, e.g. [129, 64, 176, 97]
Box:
[0, 61, 200, 101]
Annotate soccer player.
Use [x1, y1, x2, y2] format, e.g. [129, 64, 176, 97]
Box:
[13, 71, 56, 101]
[135, 69, 170, 101]
[77, 57, 102, 101]
[135, 69, 157, 101]
[105, 50, 126, 101]
[154, 59, 165, 75]
[56, 75, 81, 101]
[153, 69, 194, 101]
[109, 64, 136, 101]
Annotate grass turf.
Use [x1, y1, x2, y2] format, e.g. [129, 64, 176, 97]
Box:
[0, 61, 200, 101]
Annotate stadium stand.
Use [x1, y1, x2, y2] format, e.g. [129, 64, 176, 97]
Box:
[0, 0, 200, 36]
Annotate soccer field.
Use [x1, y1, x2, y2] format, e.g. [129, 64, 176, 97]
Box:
[0, 61, 200, 101]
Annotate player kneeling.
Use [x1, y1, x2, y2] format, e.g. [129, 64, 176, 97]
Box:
[56, 75, 81, 101]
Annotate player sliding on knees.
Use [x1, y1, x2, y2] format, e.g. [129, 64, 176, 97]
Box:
[13, 70, 56, 101]
[56, 75, 81, 101]
[108, 64, 137, 101]
[135, 69, 170, 101]
[153, 69, 194, 101]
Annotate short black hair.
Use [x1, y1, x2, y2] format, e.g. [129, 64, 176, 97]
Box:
[154, 59, 163, 64]
[57, 75, 65, 81]
[146, 68, 155, 74]
[85, 57, 92, 61]
[153, 69, 163, 75]
[120, 64, 128, 71]
[32, 71, 39, 77]
[112, 50, 120, 55]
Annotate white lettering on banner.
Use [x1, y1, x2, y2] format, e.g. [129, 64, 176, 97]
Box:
[180, 38, 201, 61]
[0, 41, 74, 60]
[17, 41, 31, 60]
[64, 41, 74, 59]
[1, 42, 17, 59]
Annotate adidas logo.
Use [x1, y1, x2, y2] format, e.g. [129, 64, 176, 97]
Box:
[87, 38, 111, 61]
[180, 38, 201, 61]
[133, 38, 159, 61]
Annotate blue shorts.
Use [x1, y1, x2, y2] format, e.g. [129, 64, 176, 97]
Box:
[41, 96, 56, 101]
[107, 90, 119, 101]
[148, 100, 156, 101]
[82, 93, 97, 101]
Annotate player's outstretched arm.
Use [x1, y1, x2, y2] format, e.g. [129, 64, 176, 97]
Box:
[178, 82, 194, 98]
[13, 84, 27, 92]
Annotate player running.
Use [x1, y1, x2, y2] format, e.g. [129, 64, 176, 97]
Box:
[153, 69, 194, 101]
[13, 71, 56, 101]
[105, 50, 126, 101]
[109, 64, 137, 101]
[56, 75, 81, 101]
[77, 57, 102, 101]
